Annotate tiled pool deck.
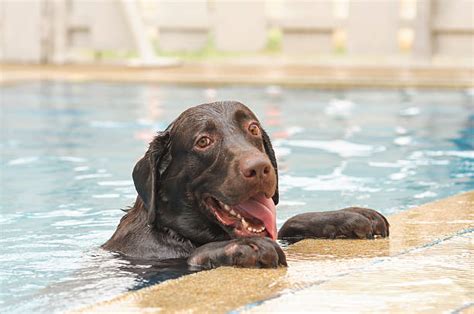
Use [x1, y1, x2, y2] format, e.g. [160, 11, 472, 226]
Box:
[78, 191, 473, 313]
[1, 63, 473, 88]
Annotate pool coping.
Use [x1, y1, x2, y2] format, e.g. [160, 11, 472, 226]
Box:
[1, 63, 473, 89]
[76, 190, 474, 313]
[242, 229, 474, 314]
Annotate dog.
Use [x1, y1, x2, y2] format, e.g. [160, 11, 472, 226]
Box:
[103, 101, 389, 269]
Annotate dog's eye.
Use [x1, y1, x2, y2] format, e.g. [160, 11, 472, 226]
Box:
[196, 136, 212, 149]
[248, 123, 260, 136]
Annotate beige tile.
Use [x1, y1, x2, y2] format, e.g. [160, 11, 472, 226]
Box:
[1, 63, 473, 89]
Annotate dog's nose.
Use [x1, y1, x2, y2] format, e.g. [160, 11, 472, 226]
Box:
[240, 155, 272, 180]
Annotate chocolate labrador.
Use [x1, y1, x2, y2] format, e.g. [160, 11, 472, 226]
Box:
[103, 101, 389, 269]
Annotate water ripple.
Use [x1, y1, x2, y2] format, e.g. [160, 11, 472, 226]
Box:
[285, 140, 386, 157]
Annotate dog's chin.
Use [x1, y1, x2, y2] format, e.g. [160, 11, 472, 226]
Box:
[204, 193, 277, 241]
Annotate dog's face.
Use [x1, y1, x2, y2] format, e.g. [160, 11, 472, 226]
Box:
[132, 101, 279, 245]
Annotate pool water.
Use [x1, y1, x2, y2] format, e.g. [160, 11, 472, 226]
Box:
[1, 82, 473, 313]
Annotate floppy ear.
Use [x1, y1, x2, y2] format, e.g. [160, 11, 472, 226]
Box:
[132, 131, 171, 225]
[261, 128, 279, 205]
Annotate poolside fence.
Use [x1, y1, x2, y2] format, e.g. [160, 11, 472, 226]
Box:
[0, 0, 472, 64]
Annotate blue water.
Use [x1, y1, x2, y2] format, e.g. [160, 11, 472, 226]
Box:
[1, 82, 473, 313]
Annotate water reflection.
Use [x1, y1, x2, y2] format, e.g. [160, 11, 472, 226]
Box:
[19, 250, 195, 313]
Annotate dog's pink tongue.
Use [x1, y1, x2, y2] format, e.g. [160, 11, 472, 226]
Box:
[235, 194, 277, 240]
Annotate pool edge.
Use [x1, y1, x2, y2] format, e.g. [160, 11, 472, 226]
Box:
[1, 63, 473, 89]
[74, 190, 474, 313]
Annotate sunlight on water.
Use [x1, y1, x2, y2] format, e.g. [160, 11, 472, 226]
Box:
[0, 82, 473, 313]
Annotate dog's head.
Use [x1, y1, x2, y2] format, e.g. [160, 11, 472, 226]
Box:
[132, 101, 279, 245]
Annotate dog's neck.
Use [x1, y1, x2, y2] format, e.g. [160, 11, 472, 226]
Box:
[159, 198, 232, 245]
[102, 197, 196, 259]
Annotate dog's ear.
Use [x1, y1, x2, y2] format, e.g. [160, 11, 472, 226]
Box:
[261, 128, 279, 205]
[132, 131, 171, 225]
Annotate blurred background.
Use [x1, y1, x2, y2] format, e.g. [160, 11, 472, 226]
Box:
[0, 0, 473, 66]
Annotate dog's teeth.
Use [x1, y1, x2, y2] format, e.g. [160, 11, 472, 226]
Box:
[224, 204, 231, 212]
[236, 213, 241, 218]
[229, 209, 237, 216]
[251, 226, 265, 233]
[240, 218, 266, 233]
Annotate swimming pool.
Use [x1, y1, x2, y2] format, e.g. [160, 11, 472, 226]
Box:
[1, 82, 473, 313]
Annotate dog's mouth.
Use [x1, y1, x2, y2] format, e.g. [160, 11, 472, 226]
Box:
[205, 193, 277, 240]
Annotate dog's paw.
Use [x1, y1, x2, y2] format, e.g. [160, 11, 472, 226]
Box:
[187, 237, 287, 270]
[343, 207, 390, 237]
